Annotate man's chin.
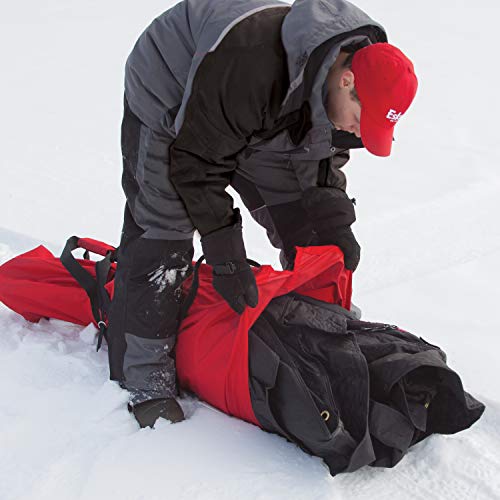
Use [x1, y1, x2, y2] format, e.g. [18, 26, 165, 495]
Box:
[329, 118, 345, 132]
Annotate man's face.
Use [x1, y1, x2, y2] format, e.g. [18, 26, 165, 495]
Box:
[326, 67, 361, 138]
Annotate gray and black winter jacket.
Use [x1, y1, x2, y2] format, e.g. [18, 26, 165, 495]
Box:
[124, 0, 387, 262]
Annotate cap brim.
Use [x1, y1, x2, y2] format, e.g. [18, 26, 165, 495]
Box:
[360, 110, 394, 157]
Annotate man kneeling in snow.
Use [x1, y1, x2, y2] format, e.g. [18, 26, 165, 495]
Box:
[107, 0, 418, 428]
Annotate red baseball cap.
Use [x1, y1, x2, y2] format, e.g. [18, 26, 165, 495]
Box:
[351, 43, 418, 157]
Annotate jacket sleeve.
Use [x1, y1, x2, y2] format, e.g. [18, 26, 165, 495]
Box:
[317, 148, 350, 191]
[169, 33, 286, 236]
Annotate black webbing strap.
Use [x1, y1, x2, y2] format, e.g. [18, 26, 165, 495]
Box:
[246, 258, 261, 268]
[94, 256, 114, 351]
[178, 255, 206, 323]
[178, 256, 261, 324]
[60, 236, 115, 351]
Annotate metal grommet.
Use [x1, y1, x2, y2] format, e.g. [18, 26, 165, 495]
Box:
[330, 146, 336, 153]
[174, 287, 183, 303]
[321, 410, 330, 421]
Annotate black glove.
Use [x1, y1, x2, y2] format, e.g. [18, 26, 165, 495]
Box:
[201, 215, 258, 314]
[128, 397, 185, 428]
[302, 187, 361, 271]
[324, 226, 361, 271]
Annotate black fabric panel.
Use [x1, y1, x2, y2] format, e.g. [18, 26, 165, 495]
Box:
[169, 7, 289, 236]
[248, 293, 485, 476]
[121, 98, 142, 210]
[248, 298, 365, 475]
[230, 173, 265, 212]
[267, 201, 313, 248]
[231, 173, 316, 270]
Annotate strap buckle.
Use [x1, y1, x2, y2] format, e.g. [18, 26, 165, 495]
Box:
[213, 262, 237, 275]
[96, 320, 108, 352]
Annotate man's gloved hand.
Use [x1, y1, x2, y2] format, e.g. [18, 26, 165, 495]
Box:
[210, 260, 258, 314]
[201, 213, 258, 314]
[324, 226, 361, 271]
[302, 186, 361, 271]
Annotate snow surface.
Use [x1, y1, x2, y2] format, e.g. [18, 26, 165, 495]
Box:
[1, 0, 500, 498]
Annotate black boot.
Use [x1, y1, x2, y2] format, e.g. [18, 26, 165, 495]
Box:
[129, 397, 185, 428]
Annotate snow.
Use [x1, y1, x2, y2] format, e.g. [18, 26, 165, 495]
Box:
[148, 264, 190, 294]
[1, 0, 500, 498]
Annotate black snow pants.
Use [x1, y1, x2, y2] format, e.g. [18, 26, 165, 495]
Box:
[106, 99, 195, 405]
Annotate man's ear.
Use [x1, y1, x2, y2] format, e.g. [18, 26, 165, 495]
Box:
[341, 70, 355, 89]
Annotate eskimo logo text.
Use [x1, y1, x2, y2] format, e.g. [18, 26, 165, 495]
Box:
[386, 109, 402, 123]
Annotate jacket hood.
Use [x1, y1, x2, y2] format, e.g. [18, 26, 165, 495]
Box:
[279, 0, 387, 121]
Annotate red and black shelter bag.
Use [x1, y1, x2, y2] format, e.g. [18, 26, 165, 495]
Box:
[0, 237, 485, 476]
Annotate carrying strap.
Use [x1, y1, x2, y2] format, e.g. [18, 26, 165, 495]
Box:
[60, 236, 116, 351]
[178, 255, 205, 323]
[178, 256, 261, 324]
